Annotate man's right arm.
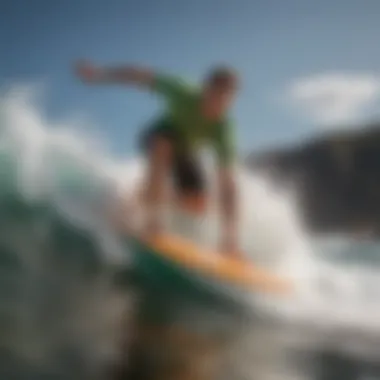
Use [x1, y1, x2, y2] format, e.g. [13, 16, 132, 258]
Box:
[75, 60, 155, 88]
[74, 60, 187, 99]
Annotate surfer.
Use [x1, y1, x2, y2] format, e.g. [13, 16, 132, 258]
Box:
[74, 61, 240, 255]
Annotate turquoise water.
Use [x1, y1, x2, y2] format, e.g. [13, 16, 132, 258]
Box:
[1, 87, 380, 379]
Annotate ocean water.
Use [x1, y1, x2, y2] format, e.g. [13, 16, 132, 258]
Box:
[0, 85, 379, 380]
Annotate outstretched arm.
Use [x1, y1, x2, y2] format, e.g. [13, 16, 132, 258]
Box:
[74, 60, 155, 88]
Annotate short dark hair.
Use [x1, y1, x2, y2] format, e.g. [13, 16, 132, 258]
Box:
[205, 66, 239, 89]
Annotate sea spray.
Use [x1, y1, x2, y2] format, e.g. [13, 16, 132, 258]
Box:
[1, 84, 380, 379]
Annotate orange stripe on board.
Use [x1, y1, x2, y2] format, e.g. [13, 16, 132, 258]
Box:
[140, 233, 292, 295]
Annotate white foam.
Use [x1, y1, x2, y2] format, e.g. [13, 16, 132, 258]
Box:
[1, 83, 380, 337]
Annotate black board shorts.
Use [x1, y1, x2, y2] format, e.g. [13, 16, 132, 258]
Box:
[139, 120, 205, 195]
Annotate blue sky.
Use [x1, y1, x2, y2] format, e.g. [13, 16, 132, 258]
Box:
[2, 0, 380, 157]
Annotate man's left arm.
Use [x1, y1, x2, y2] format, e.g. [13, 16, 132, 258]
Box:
[215, 122, 239, 255]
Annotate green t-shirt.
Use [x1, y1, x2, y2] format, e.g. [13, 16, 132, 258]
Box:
[151, 74, 235, 166]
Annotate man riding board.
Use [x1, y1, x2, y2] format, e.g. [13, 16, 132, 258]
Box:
[74, 61, 240, 256]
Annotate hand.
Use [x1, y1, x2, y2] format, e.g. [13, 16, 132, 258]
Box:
[74, 60, 100, 82]
[220, 228, 240, 258]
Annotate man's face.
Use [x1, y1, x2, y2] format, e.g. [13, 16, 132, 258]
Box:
[202, 83, 237, 118]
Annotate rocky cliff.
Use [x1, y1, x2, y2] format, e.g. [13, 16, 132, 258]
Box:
[247, 124, 380, 236]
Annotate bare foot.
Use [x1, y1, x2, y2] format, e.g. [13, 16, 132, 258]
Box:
[219, 241, 245, 261]
[229, 251, 245, 261]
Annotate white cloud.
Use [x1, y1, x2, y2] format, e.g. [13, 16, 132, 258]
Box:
[287, 73, 380, 127]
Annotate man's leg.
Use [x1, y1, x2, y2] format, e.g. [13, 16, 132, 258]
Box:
[140, 128, 174, 234]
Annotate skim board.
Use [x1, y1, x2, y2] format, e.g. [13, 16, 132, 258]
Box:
[125, 231, 293, 301]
